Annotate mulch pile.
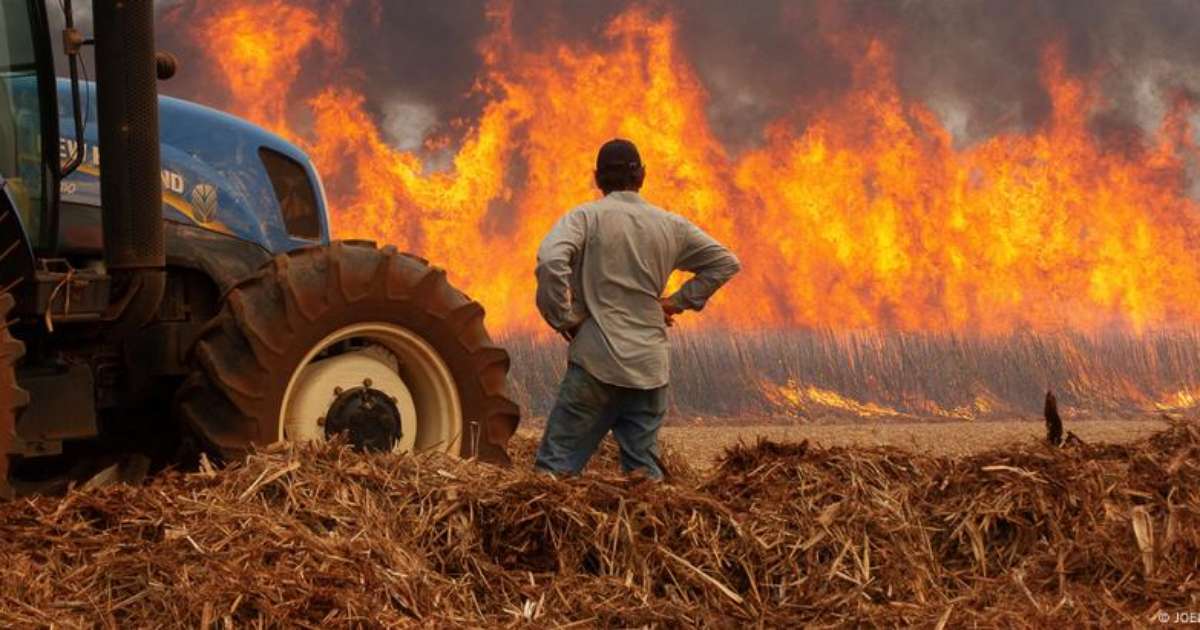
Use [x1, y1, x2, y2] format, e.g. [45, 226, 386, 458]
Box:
[0, 421, 1197, 627]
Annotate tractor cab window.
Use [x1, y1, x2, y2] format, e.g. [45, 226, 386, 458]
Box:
[0, 0, 45, 242]
[259, 147, 321, 241]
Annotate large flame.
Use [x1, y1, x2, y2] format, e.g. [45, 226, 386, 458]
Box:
[186, 1, 1200, 335]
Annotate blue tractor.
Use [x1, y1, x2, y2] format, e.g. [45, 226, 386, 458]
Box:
[0, 0, 519, 494]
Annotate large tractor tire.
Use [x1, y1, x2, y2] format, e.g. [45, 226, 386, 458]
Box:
[176, 242, 520, 464]
[0, 292, 28, 498]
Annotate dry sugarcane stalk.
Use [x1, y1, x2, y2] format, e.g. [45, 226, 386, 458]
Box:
[0, 420, 1195, 626]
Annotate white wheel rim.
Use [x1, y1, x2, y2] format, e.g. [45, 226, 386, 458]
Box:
[279, 322, 462, 455]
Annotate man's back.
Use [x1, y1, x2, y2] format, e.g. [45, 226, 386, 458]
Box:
[536, 190, 741, 389]
[533, 137, 739, 480]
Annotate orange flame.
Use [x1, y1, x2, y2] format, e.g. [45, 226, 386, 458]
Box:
[201, 0, 343, 133]
[189, 1, 1200, 334]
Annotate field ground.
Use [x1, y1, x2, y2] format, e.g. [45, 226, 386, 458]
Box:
[517, 418, 1171, 468]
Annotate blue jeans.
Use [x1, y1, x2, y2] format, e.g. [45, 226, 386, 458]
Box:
[535, 363, 668, 480]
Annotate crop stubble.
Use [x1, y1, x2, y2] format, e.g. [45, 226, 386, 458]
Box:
[0, 417, 1195, 627]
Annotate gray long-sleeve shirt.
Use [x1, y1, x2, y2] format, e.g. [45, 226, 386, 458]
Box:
[535, 190, 741, 389]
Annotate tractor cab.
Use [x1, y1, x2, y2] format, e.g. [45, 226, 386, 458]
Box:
[1, 0, 52, 288]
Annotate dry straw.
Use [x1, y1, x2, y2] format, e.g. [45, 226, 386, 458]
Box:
[0, 420, 1196, 627]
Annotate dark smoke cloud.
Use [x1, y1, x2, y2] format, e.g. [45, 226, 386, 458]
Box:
[60, 1, 1200, 153]
[891, 0, 1200, 143]
[668, 0, 1200, 148]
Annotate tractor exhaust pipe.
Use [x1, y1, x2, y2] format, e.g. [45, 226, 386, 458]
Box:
[93, 0, 165, 329]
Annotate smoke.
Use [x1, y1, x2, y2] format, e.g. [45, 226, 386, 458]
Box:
[666, 0, 1200, 148]
[893, 0, 1200, 143]
[58, 1, 1200, 156]
[379, 98, 439, 152]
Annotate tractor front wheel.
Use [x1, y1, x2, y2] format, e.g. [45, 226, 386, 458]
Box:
[176, 242, 519, 464]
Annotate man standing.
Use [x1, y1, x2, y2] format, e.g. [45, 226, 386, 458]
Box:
[534, 138, 741, 480]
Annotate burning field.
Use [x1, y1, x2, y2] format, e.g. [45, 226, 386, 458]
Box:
[505, 328, 1200, 422]
[1, 420, 1197, 626]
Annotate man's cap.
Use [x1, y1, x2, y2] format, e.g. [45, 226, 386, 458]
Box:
[596, 138, 642, 172]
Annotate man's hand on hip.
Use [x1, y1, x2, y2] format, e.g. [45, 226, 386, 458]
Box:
[561, 321, 583, 342]
[660, 297, 684, 327]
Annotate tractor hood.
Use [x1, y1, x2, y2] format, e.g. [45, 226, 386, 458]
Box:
[54, 79, 330, 254]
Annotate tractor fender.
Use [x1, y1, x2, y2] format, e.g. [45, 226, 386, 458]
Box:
[164, 222, 272, 294]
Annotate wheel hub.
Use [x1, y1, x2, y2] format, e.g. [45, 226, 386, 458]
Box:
[323, 382, 403, 452]
[279, 326, 460, 455]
